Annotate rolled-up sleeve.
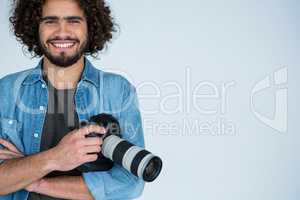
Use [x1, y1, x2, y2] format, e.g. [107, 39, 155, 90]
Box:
[83, 80, 145, 200]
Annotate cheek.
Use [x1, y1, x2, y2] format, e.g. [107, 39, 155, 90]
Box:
[79, 25, 88, 41]
[39, 26, 54, 43]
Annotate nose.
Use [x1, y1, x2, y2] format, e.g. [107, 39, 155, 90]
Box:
[54, 20, 71, 38]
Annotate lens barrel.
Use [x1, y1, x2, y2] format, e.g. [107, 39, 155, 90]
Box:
[102, 134, 162, 182]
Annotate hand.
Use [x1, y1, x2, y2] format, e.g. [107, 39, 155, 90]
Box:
[0, 139, 24, 160]
[25, 178, 44, 192]
[50, 124, 106, 171]
[0, 139, 42, 191]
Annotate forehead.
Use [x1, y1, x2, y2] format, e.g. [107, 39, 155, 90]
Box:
[42, 0, 85, 17]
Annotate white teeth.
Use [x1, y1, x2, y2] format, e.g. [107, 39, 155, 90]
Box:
[52, 43, 75, 48]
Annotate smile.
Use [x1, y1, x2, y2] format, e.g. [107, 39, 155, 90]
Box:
[50, 42, 76, 49]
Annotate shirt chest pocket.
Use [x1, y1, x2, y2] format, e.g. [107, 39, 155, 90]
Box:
[0, 118, 24, 152]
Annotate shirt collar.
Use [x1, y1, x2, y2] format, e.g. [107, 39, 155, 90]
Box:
[22, 57, 101, 87]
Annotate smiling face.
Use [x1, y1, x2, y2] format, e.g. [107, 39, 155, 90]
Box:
[39, 0, 88, 67]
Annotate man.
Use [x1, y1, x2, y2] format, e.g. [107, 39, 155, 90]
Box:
[0, 0, 145, 199]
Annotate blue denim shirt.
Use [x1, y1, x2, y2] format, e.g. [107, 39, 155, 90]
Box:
[0, 58, 145, 200]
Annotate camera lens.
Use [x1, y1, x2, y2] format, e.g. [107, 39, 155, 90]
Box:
[143, 156, 162, 182]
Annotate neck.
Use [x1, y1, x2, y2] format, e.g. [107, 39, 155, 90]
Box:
[42, 56, 85, 90]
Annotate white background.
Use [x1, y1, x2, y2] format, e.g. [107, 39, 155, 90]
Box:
[0, 0, 299, 199]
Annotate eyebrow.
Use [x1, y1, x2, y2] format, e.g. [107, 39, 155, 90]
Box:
[40, 16, 84, 22]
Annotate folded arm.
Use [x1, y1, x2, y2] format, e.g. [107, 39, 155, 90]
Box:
[0, 146, 55, 195]
[30, 176, 93, 200]
[0, 125, 105, 197]
[0, 139, 93, 200]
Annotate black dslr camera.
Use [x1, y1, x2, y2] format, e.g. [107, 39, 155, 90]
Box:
[77, 113, 163, 182]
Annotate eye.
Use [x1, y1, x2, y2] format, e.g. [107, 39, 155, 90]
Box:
[69, 20, 80, 24]
[44, 20, 56, 24]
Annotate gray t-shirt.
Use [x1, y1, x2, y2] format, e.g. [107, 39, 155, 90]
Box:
[28, 77, 81, 200]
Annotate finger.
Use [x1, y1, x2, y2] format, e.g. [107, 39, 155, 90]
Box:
[82, 145, 101, 154]
[0, 139, 21, 154]
[0, 154, 23, 160]
[87, 125, 107, 135]
[83, 154, 98, 163]
[0, 149, 23, 159]
[84, 137, 103, 146]
[0, 154, 17, 160]
[80, 125, 106, 136]
[0, 149, 23, 156]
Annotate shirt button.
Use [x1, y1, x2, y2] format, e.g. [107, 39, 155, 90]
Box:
[8, 120, 13, 125]
[39, 106, 45, 111]
[42, 84, 46, 88]
[33, 133, 39, 138]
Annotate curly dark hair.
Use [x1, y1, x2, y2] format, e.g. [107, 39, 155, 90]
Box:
[9, 0, 117, 57]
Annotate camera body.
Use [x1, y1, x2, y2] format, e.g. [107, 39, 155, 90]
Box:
[76, 113, 120, 172]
